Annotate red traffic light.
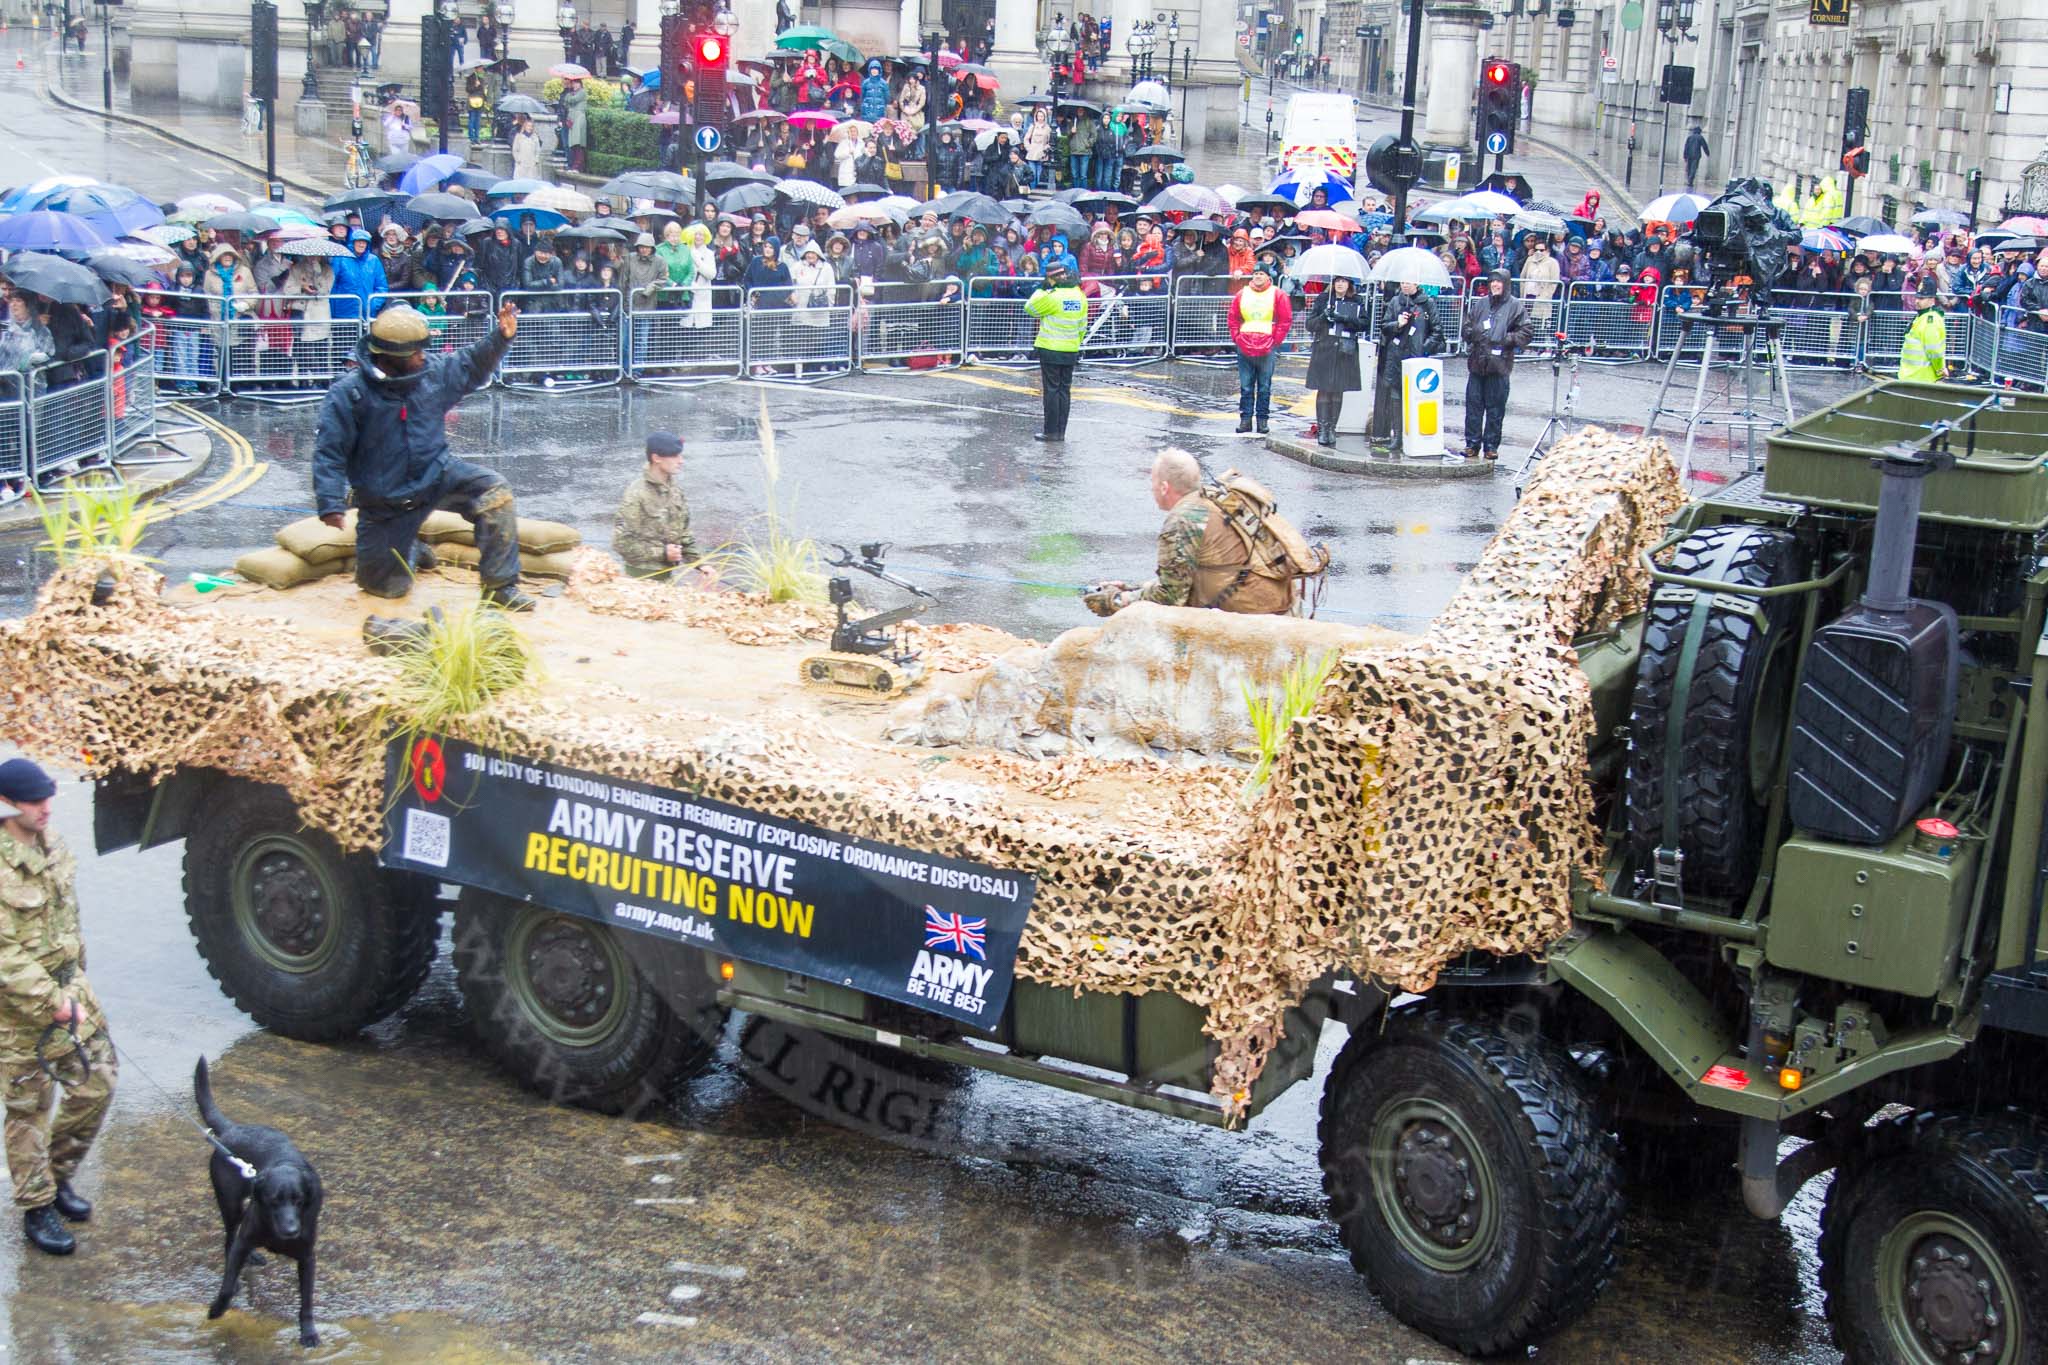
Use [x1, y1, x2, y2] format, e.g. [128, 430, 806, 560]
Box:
[1485, 62, 1512, 85]
[693, 33, 726, 65]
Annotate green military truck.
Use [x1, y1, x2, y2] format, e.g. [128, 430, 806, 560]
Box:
[93, 383, 2048, 1362]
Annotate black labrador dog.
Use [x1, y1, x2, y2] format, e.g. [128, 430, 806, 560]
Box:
[194, 1057, 323, 1347]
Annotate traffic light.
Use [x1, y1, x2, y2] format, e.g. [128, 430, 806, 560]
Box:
[1365, 133, 1422, 197]
[691, 29, 728, 133]
[1840, 86, 1868, 164]
[1478, 58, 1519, 154]
[250, 0, 278, 103]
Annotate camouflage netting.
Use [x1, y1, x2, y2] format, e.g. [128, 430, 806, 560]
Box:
[0, 429, 1680, 1117]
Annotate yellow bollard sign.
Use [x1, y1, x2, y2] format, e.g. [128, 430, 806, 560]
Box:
[1401, 356, 1446, 457]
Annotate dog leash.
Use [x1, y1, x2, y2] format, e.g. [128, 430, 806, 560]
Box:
[42, 1026, 259, 1180]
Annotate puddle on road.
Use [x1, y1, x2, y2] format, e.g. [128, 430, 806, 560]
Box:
[6, 1298, 535, 1364]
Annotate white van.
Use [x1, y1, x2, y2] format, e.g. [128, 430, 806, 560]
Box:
[1277, 92, 1360, 184]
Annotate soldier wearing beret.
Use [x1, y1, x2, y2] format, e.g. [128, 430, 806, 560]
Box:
[0, 759, 115, 1256]
[612, 431, 717, 587]
[312, 301, 536, 611]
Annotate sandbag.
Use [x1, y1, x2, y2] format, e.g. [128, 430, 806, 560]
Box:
[417, 509, 471, 543]
[431, 542, 577, 579]
[274, 513, 355, 565]
[429, 515, 581, 554]
[235, 547, 349, 590]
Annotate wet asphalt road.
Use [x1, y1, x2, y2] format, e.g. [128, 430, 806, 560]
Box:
[0, 75, 1866, 1361]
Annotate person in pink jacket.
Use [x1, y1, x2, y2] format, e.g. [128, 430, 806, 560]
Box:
[1227, 262, 1294, 433]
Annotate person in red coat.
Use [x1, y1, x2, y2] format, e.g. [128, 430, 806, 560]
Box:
[1227, 261, 1294, 433]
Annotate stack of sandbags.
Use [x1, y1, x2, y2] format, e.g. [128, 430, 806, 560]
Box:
[234, 511, 582, 590]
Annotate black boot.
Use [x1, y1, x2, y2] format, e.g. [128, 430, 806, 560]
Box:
[410, 541, 439, 573]
[482, 582, 537, 612]
[24, 1205, 75, 1255]
[52, 1180, 90, 1223]
[1235, 419, 1253, 434]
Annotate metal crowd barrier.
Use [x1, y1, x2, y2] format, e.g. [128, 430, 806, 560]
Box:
[1167, 276, 1237, 363]
[109, 336, 158, 457]
[1560, 281, 1654, 362]
[743, 283, 854, 383]
[630, 285, 747, 385]
[222, 293, 362, 403]
[1081, 276, 1170, 366]
[497, 288, 625, 391]
[964, 275, 1048, 366]
[1989, 320, 2048, 389]
[370, 291, 497, 357]
[857, 288, 966, 372]
[154, 292, 226, 396]
[26, 353, 116, 489]
[0, 371, 25, 490]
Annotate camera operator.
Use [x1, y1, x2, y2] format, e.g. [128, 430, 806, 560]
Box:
[1459, 270, 1531, 462]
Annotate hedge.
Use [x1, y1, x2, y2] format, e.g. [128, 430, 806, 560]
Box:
[588, 108, 661, 175]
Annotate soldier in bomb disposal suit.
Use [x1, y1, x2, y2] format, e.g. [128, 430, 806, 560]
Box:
[0, 758, 115, 1257]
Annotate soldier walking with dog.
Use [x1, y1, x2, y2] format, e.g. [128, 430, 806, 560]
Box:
[0, 758, 115, 1256]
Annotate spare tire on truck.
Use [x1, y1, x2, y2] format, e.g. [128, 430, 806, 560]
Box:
[184, 781, 442, 1040]
[1625, 523, 1805, 899]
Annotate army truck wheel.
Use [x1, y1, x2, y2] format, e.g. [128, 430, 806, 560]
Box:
[1317, 1010, 1624, 1356]
[1625, 523, 1804, 898]
[451, 891, 726, 1116]
[1819, 1109, 2048, 1365]
[183, 783, 440, 1041]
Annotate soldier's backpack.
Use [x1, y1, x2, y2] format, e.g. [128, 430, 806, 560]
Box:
[1193, 469, 1333, 616]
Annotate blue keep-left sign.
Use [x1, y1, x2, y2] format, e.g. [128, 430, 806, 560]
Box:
[694, 125, 722, 153]
[1485, 131, 1509, 155]
[1417, 367, 1440, 393]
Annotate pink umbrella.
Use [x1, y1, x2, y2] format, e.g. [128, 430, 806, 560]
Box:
[935, 50, 962, 68]
[958, 118, 1000, 133]
[649, 109, 680, 125]
[1296, 209, 1361, 232]
[549, 62, 590, 79]
[789, 110, 838, 129]
[1997, 216, 2048, 235]
[263, 222, 325, 241]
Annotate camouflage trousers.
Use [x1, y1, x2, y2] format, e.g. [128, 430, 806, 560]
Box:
[4, 999, 115, 1210]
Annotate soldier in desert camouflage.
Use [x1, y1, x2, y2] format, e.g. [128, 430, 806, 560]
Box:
[0, 758, 115, 1257]
[1086, 449, 1291, 616]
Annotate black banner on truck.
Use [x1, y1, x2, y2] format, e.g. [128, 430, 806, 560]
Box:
[379, 736, 1037, 1026]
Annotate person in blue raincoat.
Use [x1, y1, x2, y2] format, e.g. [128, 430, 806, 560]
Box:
[860, 61, 889, 122]
[312, 300, 534, 611]
[328, 228, 387, 322]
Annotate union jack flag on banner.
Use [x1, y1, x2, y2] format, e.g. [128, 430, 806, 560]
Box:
[923, 905, 987, 960]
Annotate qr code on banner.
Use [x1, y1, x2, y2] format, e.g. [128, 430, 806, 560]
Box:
[403, 808, 451, 869]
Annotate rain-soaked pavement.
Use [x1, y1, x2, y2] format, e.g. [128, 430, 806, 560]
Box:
[0, 355, 1857, 1362]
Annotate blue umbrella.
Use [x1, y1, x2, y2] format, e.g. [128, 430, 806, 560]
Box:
[1269, 164, 1355, 208]
[640, 68, 660, 90]
[485, 177, 550, 199]
[0, 175, 100, 214]
[446, 166, 500, 192]
[397, 153, 467, 196]
[37, 185, 165, 236]
[0, 211, 115, 253]
[490, 203, 568, 230]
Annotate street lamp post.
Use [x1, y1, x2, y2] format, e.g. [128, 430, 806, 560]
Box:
[301, 0, 325, 100]
[924, 26, 944, 199]
[1157, 12, 1178, 89]
[1042, 14, 1072, 101]
[1654, 0, 1694, 196]
[557, 2, 575, 63]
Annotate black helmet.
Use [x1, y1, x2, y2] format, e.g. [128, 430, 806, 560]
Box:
[1045, 261, 1077, 286]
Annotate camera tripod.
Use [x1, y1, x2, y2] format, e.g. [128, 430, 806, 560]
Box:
[1644, 300, 1795, 482]
[1515, 331, 1587, 494]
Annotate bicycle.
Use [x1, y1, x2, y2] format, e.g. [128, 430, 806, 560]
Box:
[341, 137, 378, 189]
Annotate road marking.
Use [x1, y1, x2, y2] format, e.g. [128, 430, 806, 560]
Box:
[624, 1151, 689, 1164]
[666, 1261, 747, 1279]
[923, 367, 1244, 423]
[634, 1312, 698, 1328]
[668, 1285, 702, 1302]
[141, 402, 265, 526]
[632, 1197, 698, 1206]
[648, 1173, 675, 1184]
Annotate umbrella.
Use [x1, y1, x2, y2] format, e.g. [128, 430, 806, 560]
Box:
[733, 109, 787, 125]
[843, 182, 888, 200]
[827, 204, 892, 229]
[1410, 201, 1467, 225]
[956, 117, 1001, 133]
[826, 120, 873, 144]
[83, 251, 160, 288]
[0, 253, 110, 306]
[456, 218, 499, 238]
[609, 170, 693, 201]
[1296, 209, 1361, 232]
[1013, 92, 1053, 107]
[773, 24, 838, 49]
[1833, 214, 1888, 236]
[789, 110, 839, 130]
[1269, 163, 1354, 207]
[495, 94, 549, 116]
[1288, 243, 1369, 279]
[716, 183, 778, 213]
[405, 192, 480, 221]
[174, 191, 244, 218]
[265, 222, 325, 242]
[1856, 233, 1919, 256]
[445, 166, 502, 192]
[486, 57, 530, 78]
[1639, 191, 1709, 224]
[1146, 184, 1227, 215]
[1233, 192, 1297, 215]
[1996, 216, 2048, 235]
[521, 185, 595, 214]
[1175, 217, 1225, 235]
[457, 55, 492, 72]
[648, 109, 681, 126]
[135, 222, 196, 247]
[1132, 144, 1184, 161]
[1910, 208, 1968, 229]
[776, 178, 846, 210]
[324, 187, 394, 212]
[398, 153, 467, 195]
[553, 223, 626, 243]
[548, 62, 590, 79]
[1000, 198, 1034, 215]
[1511, 209, 1566, 235]
[376, 150, 421, 175]
[1450, 189, 1525, 217]
[952, 62, 994, 75]
[102, 240, 178, 268]
[1, 175, 101, 213]
[1027, 202, 1090, 235]
[274, 236, 349, 257]
[38, 185, 164, 235]
[1058, 97, 1103, 114]
[484, 177, 550, 199]
[875, 194, 923, 216]
[1126, 80, 1170, 108]
[1073, 191, 1140, 210]
[936, 49, 963, 68]
[950, 198, 1013, 227]
[702, 160, 774, 186]
[1370, 246, 1453, 290]
[489, 203, 569, 230]
[1801, 227, 1849, 252]
[0, 211, 114, 253]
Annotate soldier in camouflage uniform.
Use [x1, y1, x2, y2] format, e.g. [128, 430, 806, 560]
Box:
[1089, 449, 1215, 612]
[612, 430, 717, 586]
[0, 759, 114, 1256]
